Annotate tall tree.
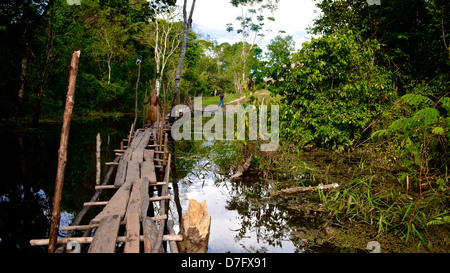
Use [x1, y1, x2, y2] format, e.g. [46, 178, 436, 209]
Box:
[0, 0, 52, 116]
[32, 0, 56, 127]
[135, 5, 183, 96]
[311, 0, 450, 96]
[171, 0, 197, 111]
[226, 0, 278, 92]
[85, 4, 131, 84]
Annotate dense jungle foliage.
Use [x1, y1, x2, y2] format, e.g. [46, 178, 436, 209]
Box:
[1, 0, 449, 251]
[260, 0, 450, 250]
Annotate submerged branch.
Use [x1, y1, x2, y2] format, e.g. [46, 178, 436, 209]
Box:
[272, 183, 339, 197]
[229, 155, 253, 181]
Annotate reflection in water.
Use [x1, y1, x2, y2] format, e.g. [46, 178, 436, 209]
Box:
[1, 116, 327, 253]
[169, 141, 324, 253]
[0, 115, 137, 253]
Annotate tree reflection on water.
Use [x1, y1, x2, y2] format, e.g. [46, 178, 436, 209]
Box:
[171, 139, 327, 253]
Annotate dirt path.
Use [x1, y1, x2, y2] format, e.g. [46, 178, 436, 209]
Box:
[225, 96, 246, 105]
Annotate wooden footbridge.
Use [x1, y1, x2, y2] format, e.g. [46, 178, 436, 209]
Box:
[30, 119, 183, 253]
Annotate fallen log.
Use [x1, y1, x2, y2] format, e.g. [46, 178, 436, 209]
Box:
[273, 183, 339, 197]
[229, 155, 252, 181]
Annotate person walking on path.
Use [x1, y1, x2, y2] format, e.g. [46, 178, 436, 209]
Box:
[144, 89, 161, 128]
[218, 93, 225, 107]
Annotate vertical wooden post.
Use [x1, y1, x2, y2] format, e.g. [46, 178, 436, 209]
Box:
[96, 133, 101, 185]
[143, 89, 147, 127]
[48, 50, 81, 253]
[163, 133, 168, 166]
[132, 59, 141, 132]
[158, 114, 163, 151]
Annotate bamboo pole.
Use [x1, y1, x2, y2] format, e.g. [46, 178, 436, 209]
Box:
[96, 133, 101, 185]
[163, 133, 168, 166]
[167, 220, 179, 253]
[48, 50, 81, 253]
[31, 235, 183, 246]
[132, 58, 141, 132]
[152, 154, 171, 253]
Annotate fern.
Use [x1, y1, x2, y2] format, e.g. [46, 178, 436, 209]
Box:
[440, 97, 450, 112]
[412, 108, 439, 127]
[427, 216, 450, 226]
[400, 94, 433, 107]
[389, 108, 439, 132]
[389, 117, 413, 131]
[371, 129, 388, 138]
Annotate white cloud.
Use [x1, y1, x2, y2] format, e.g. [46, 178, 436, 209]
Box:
[176, 0, 320, 50]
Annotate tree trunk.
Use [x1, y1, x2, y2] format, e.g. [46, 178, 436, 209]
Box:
[107, 57, 111, 84]
[32, 0, 55, 127]
[171, 0, 196, 113]
[48, 51, 81, 253]
[17, 33, 30, 117]
[15, 0, 53, 117]
[132, 63, 141, 131]
[177, 199, 211, 253]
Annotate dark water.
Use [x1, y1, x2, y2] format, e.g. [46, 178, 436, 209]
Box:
[0, 115, 137, 253]
[0, 116, 328, 253]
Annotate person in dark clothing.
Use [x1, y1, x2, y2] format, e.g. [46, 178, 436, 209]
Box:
[218, 93, 225, 107]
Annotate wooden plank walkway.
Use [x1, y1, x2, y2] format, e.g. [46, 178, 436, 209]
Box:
[30, 120, 181, 253]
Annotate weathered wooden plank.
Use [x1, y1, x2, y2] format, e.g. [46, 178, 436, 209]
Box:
[114, 160, 127, 186]
[126, 179, 145, 220]
[137, 129, 153, 149]
[120, 149, 133, 162]
[141, 161, 157, 184]
[88, 214, 121, 253]
[129, 130, 144, 148]
[124, 178, 149, 253]
[131, 148, 144, 162]
[125, 161, 140, 183]
[91, 179, 133, 223]
[124, 212, 140, 253]
[143, 149, 154, 162]
[141, 177, 150, 221]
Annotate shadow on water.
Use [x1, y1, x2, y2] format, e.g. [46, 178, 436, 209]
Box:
[169, 139, 334, 253]
[0, 115, 138, 253]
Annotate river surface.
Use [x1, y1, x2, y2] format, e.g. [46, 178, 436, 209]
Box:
[0, 116, 326, 253]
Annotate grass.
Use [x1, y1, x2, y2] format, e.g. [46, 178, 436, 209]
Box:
[201, 90, 281, 107]
[201, 92, 245, 107]
[255, 144, 450, 252]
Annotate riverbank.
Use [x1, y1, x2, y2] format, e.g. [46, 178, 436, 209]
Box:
[248, 143, 450, 253]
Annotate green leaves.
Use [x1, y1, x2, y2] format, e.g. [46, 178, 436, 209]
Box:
[275, 31, 392, 148]
[441, 97, 450, 112]
[389, 108, 439, 132]
[400, 94, 433, 107]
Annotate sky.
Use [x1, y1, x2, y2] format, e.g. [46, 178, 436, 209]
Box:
[175, 0, 321, 52]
